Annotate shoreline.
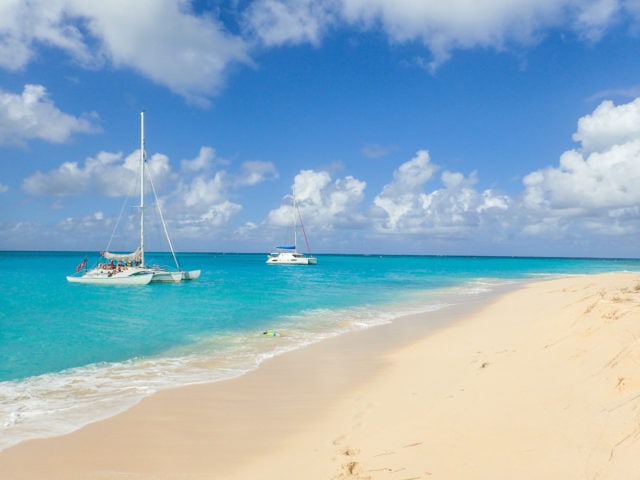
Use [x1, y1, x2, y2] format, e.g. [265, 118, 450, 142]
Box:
[0, 275, 517, 454]
[2, 272, 640, 479]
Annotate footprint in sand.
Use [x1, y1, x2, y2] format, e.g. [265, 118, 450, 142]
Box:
[337, 460, 362, 479]
[342, 446, 358, 456]
[333, 447, 364, 479]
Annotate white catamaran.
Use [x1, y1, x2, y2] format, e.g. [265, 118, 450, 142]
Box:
[266, 189, 317, 265]
[67, 112, 201, 285]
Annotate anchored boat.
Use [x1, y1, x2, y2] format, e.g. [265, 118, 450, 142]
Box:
[266, 188, 317, 265]
[67, 112, 200, 285]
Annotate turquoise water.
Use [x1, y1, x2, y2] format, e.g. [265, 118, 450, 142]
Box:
[1, 251, 639, 450]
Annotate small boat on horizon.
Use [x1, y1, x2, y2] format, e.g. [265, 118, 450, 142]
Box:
[266, 188, 317, 265]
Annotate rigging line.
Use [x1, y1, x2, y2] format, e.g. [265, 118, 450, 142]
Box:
[105, 174, 137, 252]
[145, 161, 181, 271]
[296, 203, 313, 255]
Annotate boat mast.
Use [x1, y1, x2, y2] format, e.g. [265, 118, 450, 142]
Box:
[140, 111, 145, 268]
[292, 187, 298, 251]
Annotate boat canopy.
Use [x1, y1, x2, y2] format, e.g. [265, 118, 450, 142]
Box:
[101, 246, 142, 263]
[276, 245, 296, 250]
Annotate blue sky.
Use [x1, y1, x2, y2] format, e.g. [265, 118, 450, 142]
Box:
[1, 0, 640, 257]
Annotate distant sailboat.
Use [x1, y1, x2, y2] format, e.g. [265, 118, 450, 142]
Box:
[67, 112, 200, 285]
[266, 188, 317, 265]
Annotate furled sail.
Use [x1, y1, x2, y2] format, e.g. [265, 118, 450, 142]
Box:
[101, 246, 142, 263]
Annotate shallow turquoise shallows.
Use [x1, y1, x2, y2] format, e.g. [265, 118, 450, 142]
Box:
[1, 251, 639, 450]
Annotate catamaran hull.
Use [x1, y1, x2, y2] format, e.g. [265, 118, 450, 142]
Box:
[181, 269, 201, 280]
[266, 259, 315, 265]
[266, 253, 317, 265]
[150, 270, 183, 283]
[149, 269, 202, 282]
[66, 272, 153, 285]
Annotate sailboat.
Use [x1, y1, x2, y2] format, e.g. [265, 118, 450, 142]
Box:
[266, 188, 317, 265]
[66, 248, 153, 285]
[67, 112, 201, 285]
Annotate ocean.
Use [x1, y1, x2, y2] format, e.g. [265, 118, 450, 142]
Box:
[1, 251, 639, 451]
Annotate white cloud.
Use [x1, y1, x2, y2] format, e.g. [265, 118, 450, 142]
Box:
[524, 98, 640, 207]
[168, 158, 276, 235]
[0, 84, 97, 146]
[573, 0, 620, 41]
[0, 209, 124, 251]
[22, 149, 171, 196]
[0, 0, 92, 71]
[234, 221, 259, 238]
[294, 170, 367, 229]
[235, 160, 279, 186]
[522, 97, 640, 236]
[0, 0, 251, 104]
[198, 201, 243, 227]
[71, 0, 252, 104]
[1, 0, 636, 106]
[19, 141, 264, 242]
[573, 98, 640, 153]
[372, 150, 438, 231]
[157, 161, 266, 237]
[383, 149, 438, 193]
[523, 140, 640, 211]
[166, 170, 243, 238]
[249, 97, 640, 250]
[0, 182, 8, 193]
[373, 150, 509, 235]
[243, 0, 337, 46]
[22, 160, 88, 196]
[244, 0, 636, 70]
[265, 169, 366, 231]
[182, 172, 227, 207]
[181, 146, 218, 172]
[181, 150, 276, 187]
[345, 0, 631, 69]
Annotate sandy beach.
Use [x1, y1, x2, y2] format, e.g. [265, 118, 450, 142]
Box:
[2, 272, 640, 479]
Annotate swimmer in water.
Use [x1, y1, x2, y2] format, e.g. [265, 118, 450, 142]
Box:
[262, 331, 280, 337]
